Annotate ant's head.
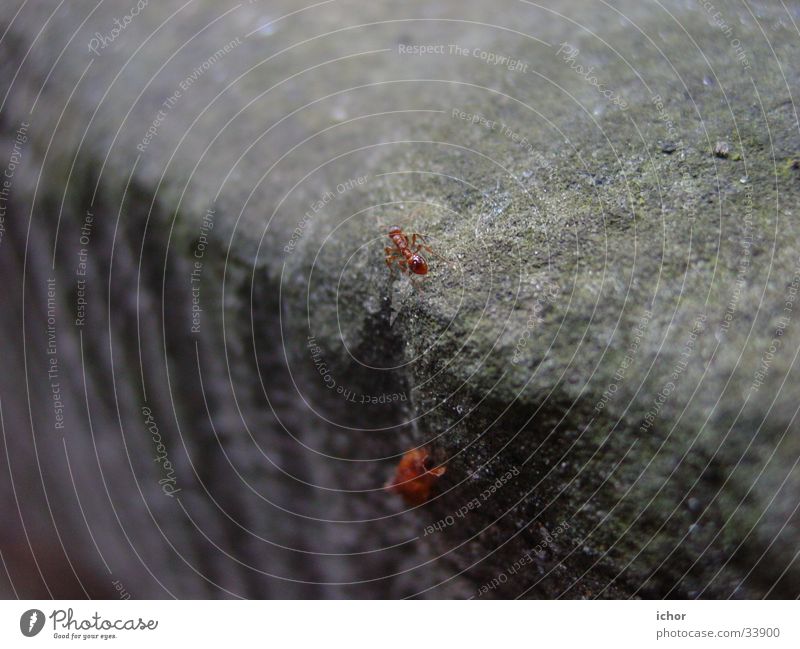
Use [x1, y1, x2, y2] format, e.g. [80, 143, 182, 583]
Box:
[409, 254, 428, 275]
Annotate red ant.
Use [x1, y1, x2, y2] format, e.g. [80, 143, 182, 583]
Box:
[385, 447, 446, 505]
[385, 226, 443, 283]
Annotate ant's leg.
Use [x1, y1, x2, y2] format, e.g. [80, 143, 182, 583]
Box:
[385, 248, 401, 276]
[385, 248, 408, 276]
[410, 232, 433, 250]
[386, 247, 421, 291]
[386, 247, 407, 261]
[410, 233, 448, 262]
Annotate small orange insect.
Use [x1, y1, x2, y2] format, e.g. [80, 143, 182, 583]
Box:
[384, 226, 438, 277]
[385, 447, 446, 505]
